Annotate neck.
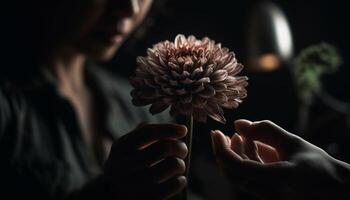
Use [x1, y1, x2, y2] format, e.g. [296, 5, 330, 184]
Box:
[46, 48, 87, 95]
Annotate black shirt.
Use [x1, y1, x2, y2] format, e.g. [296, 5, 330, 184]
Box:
[0, 65, 171, 199]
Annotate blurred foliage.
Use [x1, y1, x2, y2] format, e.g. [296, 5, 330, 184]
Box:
[292, 43, 342, 102]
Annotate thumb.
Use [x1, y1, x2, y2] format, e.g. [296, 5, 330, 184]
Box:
[234, 119, 301, 159]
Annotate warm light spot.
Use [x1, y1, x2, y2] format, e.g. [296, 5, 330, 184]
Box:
[257, 53, 281, 71]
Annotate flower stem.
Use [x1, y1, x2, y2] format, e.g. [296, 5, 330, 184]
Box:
[183, 115, 193, 200]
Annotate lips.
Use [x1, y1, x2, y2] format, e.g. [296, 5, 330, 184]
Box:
[92, 27, 126, 45]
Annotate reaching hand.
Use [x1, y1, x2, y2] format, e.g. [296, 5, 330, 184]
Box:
[211, 119, 350, 200]
[104, 123, 188, 200]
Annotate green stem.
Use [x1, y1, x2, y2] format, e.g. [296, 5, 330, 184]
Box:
[183, 115, 193, 200]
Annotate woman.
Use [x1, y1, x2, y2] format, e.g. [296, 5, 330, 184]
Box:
[0, 0, 188, 199]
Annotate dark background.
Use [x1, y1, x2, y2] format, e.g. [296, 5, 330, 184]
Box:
[104, 0, 350, 199]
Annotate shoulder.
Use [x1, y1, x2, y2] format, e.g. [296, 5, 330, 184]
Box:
[0, 83, 21, 137]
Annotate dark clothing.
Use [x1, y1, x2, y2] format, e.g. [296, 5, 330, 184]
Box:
[0, 65, 171, 199]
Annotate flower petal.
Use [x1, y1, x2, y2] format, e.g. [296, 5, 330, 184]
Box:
[129, 77, 144, 88]
[202, 65, 214, 77]
[227, 63, 243, 75]
[222, 99, 240, 109]
[181, 71, 191, 78]
[150, 101, 170, 115]
[144, 79, 159, 89]
[205, 102, 226, 124]
[192, 96, 207, 108]
[191, 83, 205, 93]
[180, 94, 193, 104]
[187, 35, 197, 43]
[132, 98, 154, 106]
[169, 62, 181, 71]
[196, 77, 210, 84]
[131, 90, 160, 100]
[159, 56, 166, 67]
[171, 70, 182, 79]
[198, 86, 216, 98]
[208, 113, 226, 124]
[214, 93, 229, 105]
[170, 80, 179, 86]
[191, 67, 204, 79]
[212, 83, 227, 92]
[136, 56, 148, 67]
[175, 88, 187, 95]
[180, 78, 194, 84]
[161, 87, 175, 95]
[184, 59, 194, 71]
[211, 70, 228, 82]
[175, 34, 187, 48]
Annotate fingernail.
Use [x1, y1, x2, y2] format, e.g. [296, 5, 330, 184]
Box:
[214, 130, 231, 146]
[179, 125, 188, 134]
[235, 133, 243, 141]
[225, 135, 231, 145]
[234, 119, 252, 133]
[178, 176, 187, 186]
[234, 119, 252, 126]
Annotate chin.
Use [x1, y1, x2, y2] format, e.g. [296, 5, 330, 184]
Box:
[95, 46, 120, 61]
[84, 43, 121, 62]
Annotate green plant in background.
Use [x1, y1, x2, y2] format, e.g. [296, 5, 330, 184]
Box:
[293, 42, 342, 102]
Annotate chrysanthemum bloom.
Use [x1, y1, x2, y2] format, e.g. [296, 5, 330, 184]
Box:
[130, 34, 248, 124]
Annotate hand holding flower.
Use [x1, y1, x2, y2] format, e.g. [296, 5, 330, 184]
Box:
[103, 123, 188, 200]
[130, 34, 248, 200]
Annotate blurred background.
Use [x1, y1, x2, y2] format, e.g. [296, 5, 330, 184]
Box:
[102, 0, 350, 199]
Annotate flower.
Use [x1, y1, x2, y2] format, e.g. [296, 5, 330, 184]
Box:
[130, 34, 248, 124]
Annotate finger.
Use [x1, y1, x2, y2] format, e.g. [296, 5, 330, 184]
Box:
[243, 137, 263, 163]
[211, 130, 244, 164]
[231, 134, 249, 159]
[115, 124, 187, 151]
[148, 157, 186, 183]
[256, 141, 280, 163]
[211, 130, 293, 181]
[234, 119, 301, 159]
[225, 135, 232, 146]
[157, 176, 187, 199]
[129, 140, 188, 169]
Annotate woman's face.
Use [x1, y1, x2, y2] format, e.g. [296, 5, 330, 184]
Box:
[53, 0, 153, 61]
